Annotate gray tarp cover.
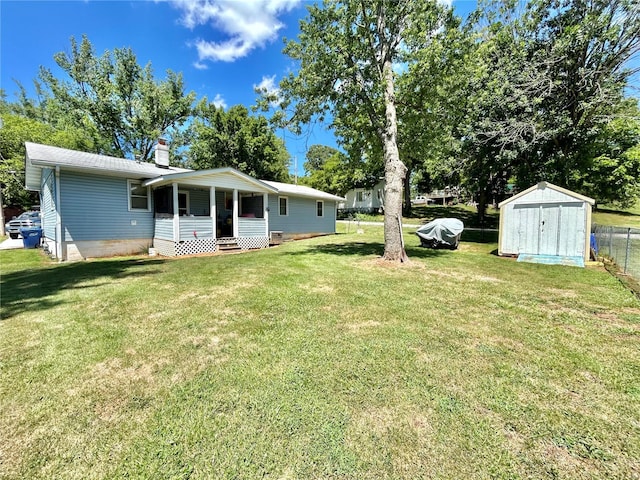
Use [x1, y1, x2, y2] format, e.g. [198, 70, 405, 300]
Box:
[416, 218, 464, 247]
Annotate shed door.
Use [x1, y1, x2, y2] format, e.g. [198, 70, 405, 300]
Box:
[516, 202, 585, 257]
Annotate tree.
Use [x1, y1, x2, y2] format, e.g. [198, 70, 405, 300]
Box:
[303, 144, 341, 173]
[458, 0, 640, 217]
[299, 144, 374, 196]
[269, 0, 453, 262]
[0, 113, 95, 208]
[36, 35, 195, 161]
[187, 102, 291, 182]
[396, 18, 469, 212]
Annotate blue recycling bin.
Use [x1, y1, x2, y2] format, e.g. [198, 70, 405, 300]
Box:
[20, 227, 42, 248]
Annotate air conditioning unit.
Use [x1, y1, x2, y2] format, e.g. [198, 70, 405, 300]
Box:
[270, 231, 284, 245]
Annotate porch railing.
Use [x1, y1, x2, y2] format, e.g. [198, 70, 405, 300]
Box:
[156, 216, 266, 242]
[238, 217, 267, 237]
[179, 216, 214, 241]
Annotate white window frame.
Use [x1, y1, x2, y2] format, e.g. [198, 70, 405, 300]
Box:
[178, 190, 190, 216]
[128, 179, 150, 212]
[316, 200, 324, 217]
[279, 196, 289, 216]
[356, 190, 364, 202]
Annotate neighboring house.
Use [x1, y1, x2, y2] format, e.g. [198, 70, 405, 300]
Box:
[339, 180, 385, 214]
[25, 142, 343, 261]
[498, 181, 595, 265]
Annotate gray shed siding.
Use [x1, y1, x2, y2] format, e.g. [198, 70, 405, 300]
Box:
[268, 195, 336, 234]
[499, 183, 592, 261]
[59, 171, 154, 241]
[40, 168, 57, 240]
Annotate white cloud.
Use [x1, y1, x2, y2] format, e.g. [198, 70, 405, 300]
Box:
[170, 0, 301, 63]
[254, 75, 278, 95]
[254, 74, 281, 106]
[193, 61, 209, 70]
[212, 93, 227, 109]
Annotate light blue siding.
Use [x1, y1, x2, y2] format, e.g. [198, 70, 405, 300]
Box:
[40, 168, 57, 240]
[179, 217, 214, 241]
[238, 218, 267, 237]
[268, 195, 336, 234]
[154, 216, 173, 240]
[59, 171, 154, 241]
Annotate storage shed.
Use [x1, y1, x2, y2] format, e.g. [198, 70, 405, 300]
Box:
[498, 182, 595, 264]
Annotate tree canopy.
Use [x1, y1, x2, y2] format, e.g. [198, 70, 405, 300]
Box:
[0, 112, 95, 207]
[25, 35, 196, 161]
[453, 0, 640, 212]
[187, 102, 291, 182]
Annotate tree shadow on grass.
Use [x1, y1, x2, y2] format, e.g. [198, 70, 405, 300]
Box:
[291, 240, 449, 259]
[408, 205, 500, 229]
[594, 207, 640, 218]
[460, 230, 499, 244]
[1, 258, 165, 320]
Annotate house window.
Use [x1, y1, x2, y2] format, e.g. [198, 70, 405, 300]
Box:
[128, 180, 150, 211]
[316, 201, 324, 217]
[356, 191, 364, 202]
[279, 196, 288, 216]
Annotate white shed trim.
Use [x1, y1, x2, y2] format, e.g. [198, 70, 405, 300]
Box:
[498, 182, 594, 263]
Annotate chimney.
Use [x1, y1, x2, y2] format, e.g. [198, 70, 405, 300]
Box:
[155, 138, 170, 168]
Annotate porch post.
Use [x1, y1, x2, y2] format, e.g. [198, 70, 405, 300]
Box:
[172, 182, 179, 242]
[263, 192, 269, 236]
[210, 186, 216, 240]
[232, 189, 239, 238]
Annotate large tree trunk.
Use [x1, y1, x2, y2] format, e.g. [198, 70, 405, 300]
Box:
[381, 60, 409, 262]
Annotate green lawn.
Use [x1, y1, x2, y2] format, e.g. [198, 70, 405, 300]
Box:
[1, 227, 639, 479]
[593, 201, 640, 228]
[349, 201, 640, 229]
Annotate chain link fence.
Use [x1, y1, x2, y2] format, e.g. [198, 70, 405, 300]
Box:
[591, 225, 640, 280]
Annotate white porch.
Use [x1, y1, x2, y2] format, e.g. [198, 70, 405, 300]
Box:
[143, 168, 277, 257]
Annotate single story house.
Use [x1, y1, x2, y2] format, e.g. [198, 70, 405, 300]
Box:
[338, 180, 385, 214]
[25, 142, 344, 261]
[498, 181, 595, 265]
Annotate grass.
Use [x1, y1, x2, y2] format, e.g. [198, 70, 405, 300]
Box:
[1, 227, 639, 479]
[345, 204, 500, 228]
[592, 201, 640, 228]
[345, 201, 640, 229]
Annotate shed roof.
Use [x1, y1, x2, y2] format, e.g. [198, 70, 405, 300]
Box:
[498, 181, 595, 208]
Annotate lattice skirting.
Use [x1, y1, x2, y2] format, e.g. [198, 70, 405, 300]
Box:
[153, 238, 218, 256]
[175, 238, 218, 256]
[238, 236, 269, 250]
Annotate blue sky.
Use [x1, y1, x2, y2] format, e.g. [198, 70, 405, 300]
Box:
[0, 0, 481, 174]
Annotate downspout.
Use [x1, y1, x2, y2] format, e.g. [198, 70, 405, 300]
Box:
[55, 166, 63, 261]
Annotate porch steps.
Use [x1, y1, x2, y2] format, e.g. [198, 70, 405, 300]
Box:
[217, 237, 241, 253]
